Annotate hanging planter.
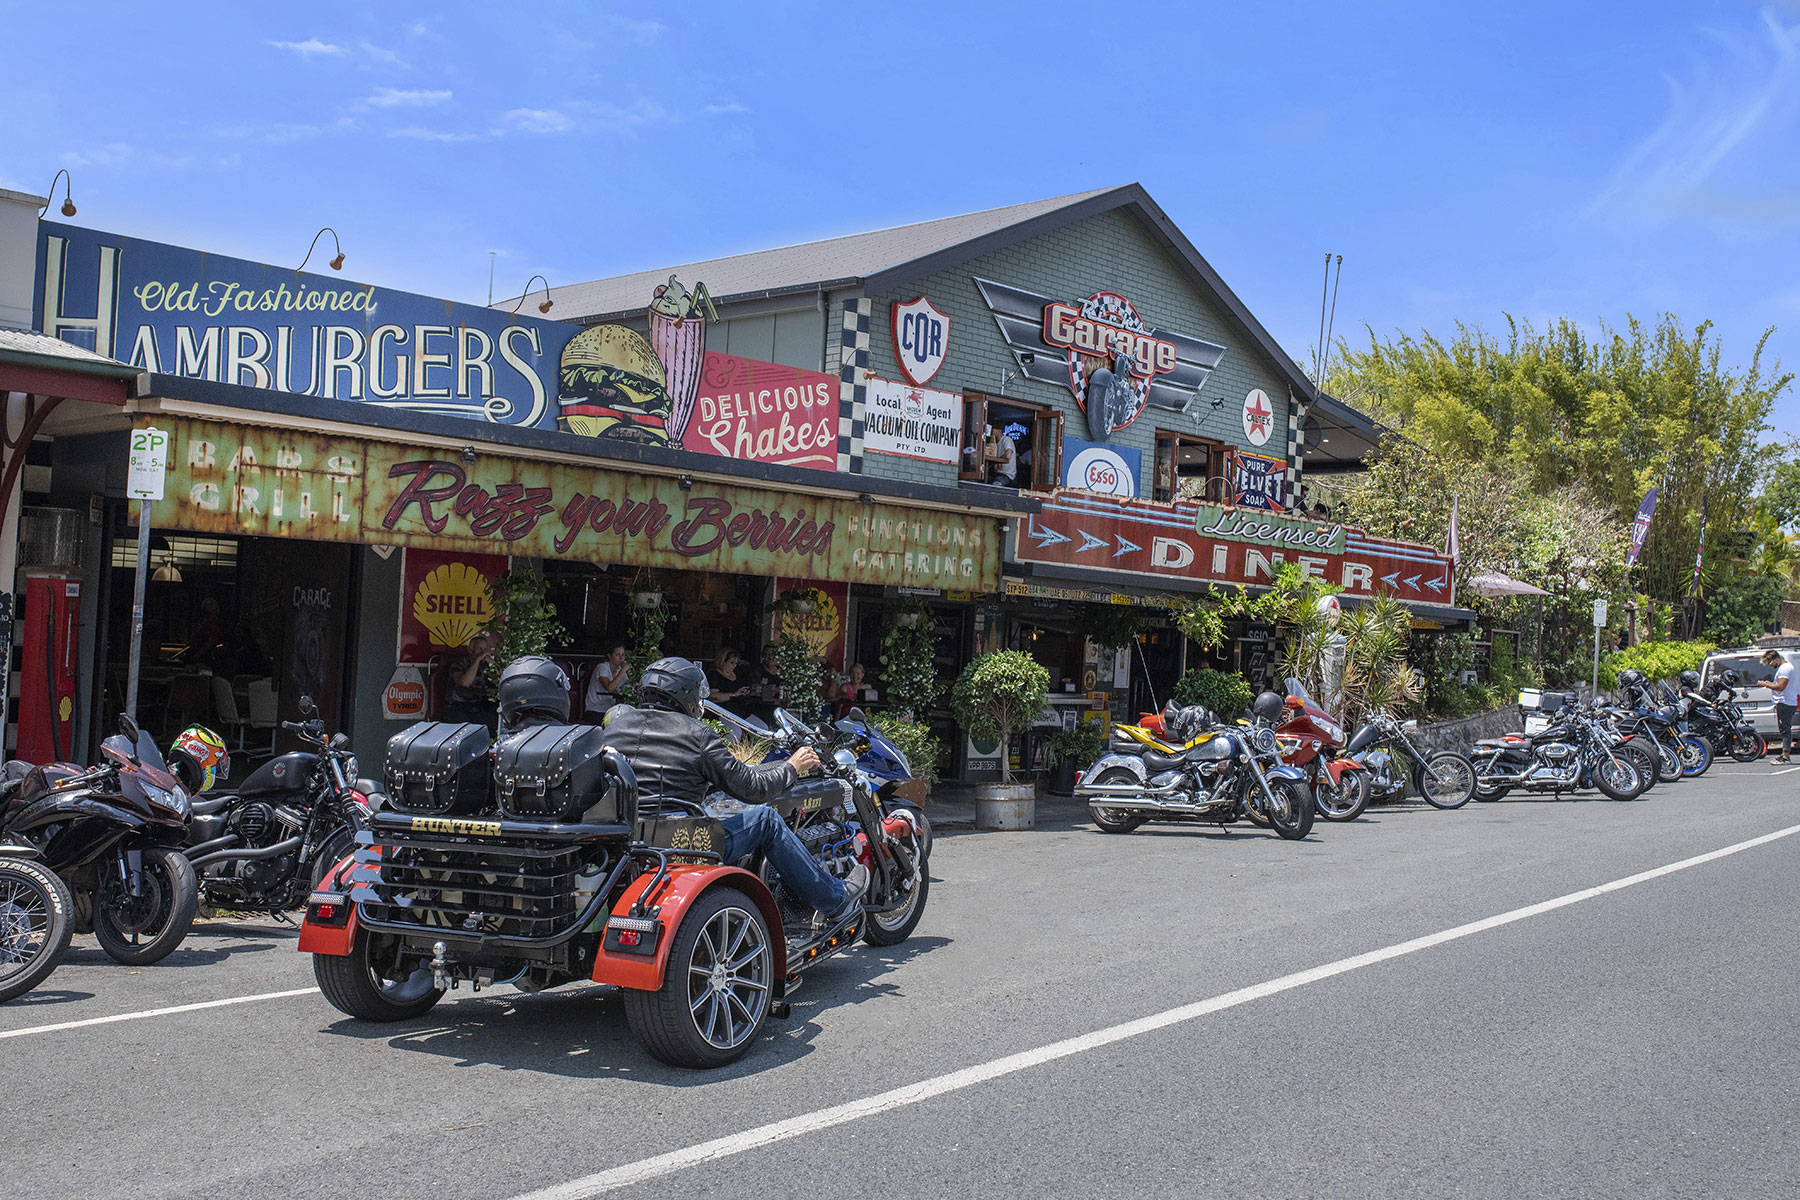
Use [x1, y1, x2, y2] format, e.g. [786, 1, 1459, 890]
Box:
[776, 585, 822, 615]
[895, 611, 921, 628]
[632, 591, 664, 609]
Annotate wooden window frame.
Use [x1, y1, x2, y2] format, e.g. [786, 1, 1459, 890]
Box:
[1154, 430, 1229, 503]
[961, 391, 1062, 492]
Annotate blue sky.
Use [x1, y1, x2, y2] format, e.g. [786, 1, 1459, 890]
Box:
[5, 1, 1798, 436]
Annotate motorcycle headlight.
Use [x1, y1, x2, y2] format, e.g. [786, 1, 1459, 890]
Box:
[344, 755, 358, 780]
[142, 780, 190, 819]
[1252, 727, 1278, 754]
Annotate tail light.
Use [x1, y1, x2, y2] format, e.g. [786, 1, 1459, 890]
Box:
[305, 891, 351, 928]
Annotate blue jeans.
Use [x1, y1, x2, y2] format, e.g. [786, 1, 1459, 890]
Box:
[719, 805, 845, 914]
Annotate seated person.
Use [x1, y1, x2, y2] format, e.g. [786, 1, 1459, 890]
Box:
[600, 657, 866, 925]
[444, 630, 500, 727]
[829, 662, 879, 716]
[706, 648, 757, 718]
[583, 643, 630, 721]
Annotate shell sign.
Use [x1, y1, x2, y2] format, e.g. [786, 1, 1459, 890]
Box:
[776, 579, 849, 672]
[398, 549, 507, 664]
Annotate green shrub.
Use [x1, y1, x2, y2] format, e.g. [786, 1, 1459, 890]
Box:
[866, 712, 942, 787]
[1045, 721, 1108, 769]
[950, 651, 1050, 784]
[1597, 639, 1716, 691]
[1172, 668, 1253, 718]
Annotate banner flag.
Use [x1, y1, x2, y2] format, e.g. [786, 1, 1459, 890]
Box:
[1627, 487, 1658, 566]
[1689, 497, 1706, 599]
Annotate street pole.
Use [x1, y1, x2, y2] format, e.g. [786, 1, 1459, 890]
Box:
[1591, 597, 1608, 697]
[124, 427, 169, 723]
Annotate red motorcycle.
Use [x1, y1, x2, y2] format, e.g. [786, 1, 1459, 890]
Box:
[1274, 680, 1369, 823]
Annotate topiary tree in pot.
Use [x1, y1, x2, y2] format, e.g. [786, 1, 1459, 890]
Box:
[950, 650, 1050, 788]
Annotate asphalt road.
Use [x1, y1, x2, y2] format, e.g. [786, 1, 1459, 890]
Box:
[4, 760, 1797, 1199]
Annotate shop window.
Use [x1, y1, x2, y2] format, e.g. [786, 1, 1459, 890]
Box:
[1153, 431, 1228, 503]
[960, 391, 1062, 491]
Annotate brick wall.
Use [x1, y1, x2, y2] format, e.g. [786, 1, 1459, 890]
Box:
[856, 206, 1299, 492]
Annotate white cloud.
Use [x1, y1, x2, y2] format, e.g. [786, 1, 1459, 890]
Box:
[702, 102, 750, 117]
[269, 38, 346, 59]
[367, 87, 451, 108]
[1584, 7, 1800, 228]
[504, 108, 572, 134]
[389, 126, 482, 143]
[61, 143, 136, 168]
[604, 14, 668, 42]
[358, 40, 408, 68]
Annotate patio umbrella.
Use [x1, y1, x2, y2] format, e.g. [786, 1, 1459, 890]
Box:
[1466, 570, 1551, 597]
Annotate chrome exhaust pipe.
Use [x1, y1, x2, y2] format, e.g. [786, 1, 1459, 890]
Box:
[1075, 779, 1184, 798]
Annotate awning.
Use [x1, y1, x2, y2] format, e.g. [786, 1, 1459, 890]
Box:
[1466, 570, 1551, 597]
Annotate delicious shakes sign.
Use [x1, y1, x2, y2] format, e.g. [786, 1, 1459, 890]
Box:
[144, 418, 998, 591]
[1018, 490, 1453, 606]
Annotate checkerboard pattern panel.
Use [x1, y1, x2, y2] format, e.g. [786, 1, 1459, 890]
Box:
[1285, 391, 1310, 491]
[836, 298, 871, 473]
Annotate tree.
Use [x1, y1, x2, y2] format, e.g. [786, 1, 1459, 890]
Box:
[950, 651, 1049, 786]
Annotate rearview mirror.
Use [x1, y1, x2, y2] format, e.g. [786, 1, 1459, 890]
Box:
[299, 695, 319, 718]
[846, 706, 866, 724]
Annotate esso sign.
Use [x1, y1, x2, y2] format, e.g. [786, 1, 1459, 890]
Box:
[1066, 446, 1137, 497]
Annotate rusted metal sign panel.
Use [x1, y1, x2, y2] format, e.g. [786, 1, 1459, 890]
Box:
[149, 417, 998, 591]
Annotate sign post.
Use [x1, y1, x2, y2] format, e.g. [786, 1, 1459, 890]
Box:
[1591, 597, 1608, 697]
[124, 427, 169, 722]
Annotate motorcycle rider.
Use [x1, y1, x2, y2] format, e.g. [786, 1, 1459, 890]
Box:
[501, 655, 868, 928]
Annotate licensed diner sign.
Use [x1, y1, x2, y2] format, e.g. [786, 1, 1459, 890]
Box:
[1018, 490, 1453, 605]
[142, 418, 999, 592]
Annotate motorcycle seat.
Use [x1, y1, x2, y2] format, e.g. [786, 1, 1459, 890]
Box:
[1140, 749, 1186, 773]
[190, 795, 233, 817]
[1474, 735, 1536, 749]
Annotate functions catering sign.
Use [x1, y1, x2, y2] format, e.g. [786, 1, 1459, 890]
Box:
[145, 418, 998, 592]
[863, 376, 962, 463]
[974, 277, 1227, 442]
[1018, 490, 1453, 606]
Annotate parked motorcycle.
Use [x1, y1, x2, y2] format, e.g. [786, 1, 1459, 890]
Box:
[1076, 692, 1315, 839]
[1615, 671, 1711, 780]
[1684, 672, 1765, 762]
[0, 714, 198, 964]
[0, 845, 73, 1003]
[1342, 711, 1478, 809]
[1469, 700, 1647, 801]
[1273, 679, 1368, 822]
[181, 698, 371, 917]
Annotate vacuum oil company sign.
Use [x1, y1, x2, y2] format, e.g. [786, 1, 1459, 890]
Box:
[143, 418, 998, 591]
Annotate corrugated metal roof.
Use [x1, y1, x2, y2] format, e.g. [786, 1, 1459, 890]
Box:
[0, 328, 139, 375]
[514, 188, 1119, 319]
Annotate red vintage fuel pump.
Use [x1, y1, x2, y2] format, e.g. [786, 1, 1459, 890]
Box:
[17, 574, 80, 764]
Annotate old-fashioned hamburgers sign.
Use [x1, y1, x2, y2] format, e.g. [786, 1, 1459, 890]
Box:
[974, 277, 1228, 442]
[1018, 490, 1452, 606]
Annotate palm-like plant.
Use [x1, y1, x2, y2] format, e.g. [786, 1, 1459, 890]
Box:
[1336, 594, 1421, 728]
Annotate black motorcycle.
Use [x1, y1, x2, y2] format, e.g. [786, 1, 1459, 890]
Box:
[1342, 711, 1478, 809]
[184, 698, 369, 917]
[0, 714, 198, 964]
[1684, 686, 1765, 763]
[1469, 700, 1646, 801]
[0, 845, 74, 1003]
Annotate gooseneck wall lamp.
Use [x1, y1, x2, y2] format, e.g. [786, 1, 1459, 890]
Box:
[296, 227, 347, 274]
[510, 275, 554, 315]
[40, 169, 76, 217]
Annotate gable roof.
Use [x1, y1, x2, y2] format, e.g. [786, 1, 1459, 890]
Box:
[521, 188, 1117, 322]
[520, 183, 1377, 467]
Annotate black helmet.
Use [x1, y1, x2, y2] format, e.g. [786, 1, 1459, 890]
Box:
[1616, 668, 1645, 690]
[1679, 669, 1700, 690]
[1252, 691, 1285, 723]
[1720, 668, 1741, 687]
[497, 656, 570, 730]
[639, 656, 708, 716]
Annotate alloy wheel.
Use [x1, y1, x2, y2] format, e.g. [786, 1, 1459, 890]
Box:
[686, 905, 771, 1050]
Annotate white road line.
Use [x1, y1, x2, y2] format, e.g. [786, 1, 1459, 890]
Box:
[0, 988, 318, 1041]
[1771, 766, 1800, 775]
[512, 821, 1800, 1200]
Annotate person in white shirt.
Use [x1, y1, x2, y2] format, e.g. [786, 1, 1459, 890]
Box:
[1757, 649, 1796, 762]
[584, 643, 630, 721]
[991, 428, 1018, 487]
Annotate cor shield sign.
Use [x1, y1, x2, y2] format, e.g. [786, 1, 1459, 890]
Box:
[890, 296, 949, 386]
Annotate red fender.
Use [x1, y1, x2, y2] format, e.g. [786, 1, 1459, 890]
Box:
[1322, 757, 1366, 787]
[297, 850, 359, 956]
[591, 864, 788, 991]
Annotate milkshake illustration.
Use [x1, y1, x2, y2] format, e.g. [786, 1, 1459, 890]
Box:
[646, 275, 717, 445]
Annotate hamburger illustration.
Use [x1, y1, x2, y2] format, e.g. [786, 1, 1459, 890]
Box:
[556, 324, 672, 443]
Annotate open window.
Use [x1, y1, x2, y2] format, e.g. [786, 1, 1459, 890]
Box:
[961, 391, 1061, 491]
[1153, 431, 1229, 503]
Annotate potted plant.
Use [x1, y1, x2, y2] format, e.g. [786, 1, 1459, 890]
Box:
[878, 603, 938, 720]
[1045, 720, 1108, 796]
[951, 650, 1050, 829]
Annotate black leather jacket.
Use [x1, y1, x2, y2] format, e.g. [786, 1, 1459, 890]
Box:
[601, 705, 796, 810]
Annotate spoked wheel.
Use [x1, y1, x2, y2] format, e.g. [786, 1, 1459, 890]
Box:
[1417, 753, 1477, 810]
[1615, 742, 1658, 793]
[1314, 769, 1369, 822]
[94, 846, 198, 965]
[1649, 739, 1683, 783]
[1677, 735, 1712, 778]
[314, 929, 445, 1021]
[1592, 752, 1645, 801]
[1261, 779, 1315, 840]
[865, 830, 930, 947]
[0, 858, 73, 1004]
[1729, 729, 1767, 763]
[625, 887, 772, 1069]
[1085, 767, 1146, 833]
